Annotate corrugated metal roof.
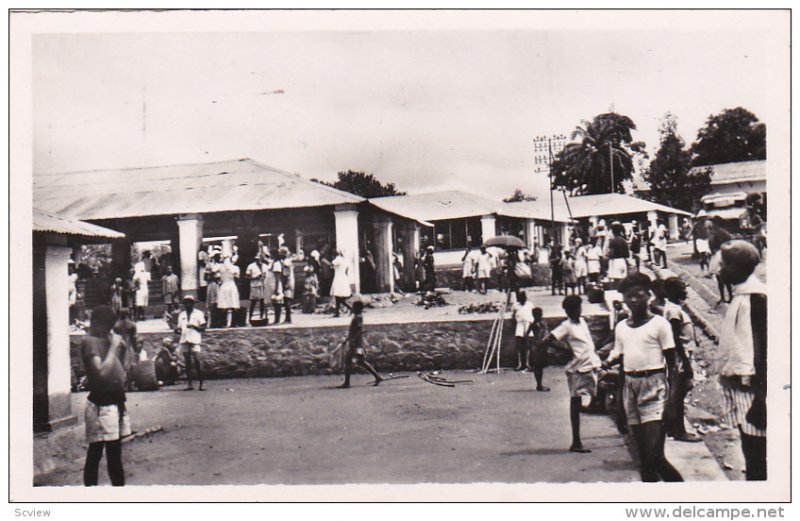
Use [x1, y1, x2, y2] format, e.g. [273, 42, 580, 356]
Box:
[33, 158, 364, 220]
[33, 209, 125, 239]
[369, 190, 502, 222]
[501, 193, 692, 220]
[690, 160, 766, 186]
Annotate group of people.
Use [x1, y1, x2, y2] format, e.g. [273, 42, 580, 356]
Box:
[506, 238, 766, 482]
[79, 226, 767, 485]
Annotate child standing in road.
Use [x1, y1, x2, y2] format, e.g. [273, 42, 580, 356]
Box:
[543, 295, 602, 452]
[527, 307, 551, 392]
[511, 291, 534, 371]
[337, 301, 384, 388]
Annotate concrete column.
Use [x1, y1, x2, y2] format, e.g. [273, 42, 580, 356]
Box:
[480, 214, 496, 244]
[372, 217, 394, 294]
[33, 243, 77, 431]
[561, 223, 571, 248]
[524, 219, 537, 250]
[111, 238, 132, 276]
[176, 214, 204, 299]
[647, 211, 658, 233]
[401, 222, 420, 290]
[334, 205, 361, 294]
[668, 214, 679, 240]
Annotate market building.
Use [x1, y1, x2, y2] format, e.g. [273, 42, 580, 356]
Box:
[33, 158, 429, 296]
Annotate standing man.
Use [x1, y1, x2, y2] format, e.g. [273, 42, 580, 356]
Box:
[653, 219, 669, 269]
[603, 273, 683, 482]
[81, 305, 130, 486]
[716, 241, 767, 480]
[245, 254, 266, 324]
[175, 295, 207, 391]
[161, 265, 180, 314]
[423, 245, 436, 292]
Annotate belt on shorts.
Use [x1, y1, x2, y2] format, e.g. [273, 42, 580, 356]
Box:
[625, 367, 666, 378]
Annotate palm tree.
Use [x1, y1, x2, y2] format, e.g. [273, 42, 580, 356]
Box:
[552, 113, 647, 195]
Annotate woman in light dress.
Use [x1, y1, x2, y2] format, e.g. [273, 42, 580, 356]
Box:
[216, 256, 241, 328]
[330, 249, 352, 317]
[572, 238, 588, 294]
[586, 238, 603, 284]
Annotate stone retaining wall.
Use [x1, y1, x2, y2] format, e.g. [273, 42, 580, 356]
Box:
[70, 314, 609, 380]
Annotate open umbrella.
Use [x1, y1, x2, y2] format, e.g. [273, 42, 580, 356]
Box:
[483, 235, 526, 249]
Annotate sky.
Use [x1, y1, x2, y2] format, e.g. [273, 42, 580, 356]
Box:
[32, 15, 776, 200]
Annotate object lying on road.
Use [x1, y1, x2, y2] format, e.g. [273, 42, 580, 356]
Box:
[417, 371, 473, 387]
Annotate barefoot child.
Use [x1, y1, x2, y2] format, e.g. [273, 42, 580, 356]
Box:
[603, 273, 683, 482]
[542, 295, 602, 452]
[511, 291, 534, 371]
[338, 301, 384, 388]
[81, 305, 131, 486]
[527, 307, 550, 392]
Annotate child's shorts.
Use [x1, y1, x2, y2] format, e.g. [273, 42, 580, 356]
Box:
[623, 371, 667, 425]
[85, 401, 131, 443]
[179, 342, 202, 354]
[567, 370, 597, 398]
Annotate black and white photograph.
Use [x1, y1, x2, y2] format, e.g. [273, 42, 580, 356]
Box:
[8, 7, 792, 507]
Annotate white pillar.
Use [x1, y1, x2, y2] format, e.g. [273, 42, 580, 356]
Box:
[561, 223, 571, 248]
[177, 214, 204, 299]
[647, 211, 658, 233]
[372, 217, 394, 293]
[524, 219, 537, 250]
[480, 214, 496, 244]
[401, 222, 420, 290]
[668, 214, 679, 240]
[39, 245, 76, 430]
[334, 205, 361, 293]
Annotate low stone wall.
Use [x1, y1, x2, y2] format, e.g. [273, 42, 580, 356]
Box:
[70, 314, 609, 380]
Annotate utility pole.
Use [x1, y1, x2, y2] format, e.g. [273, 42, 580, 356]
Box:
[533, 134, 566, 247]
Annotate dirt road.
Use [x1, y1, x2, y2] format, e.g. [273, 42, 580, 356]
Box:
[38, 369, 639, 487]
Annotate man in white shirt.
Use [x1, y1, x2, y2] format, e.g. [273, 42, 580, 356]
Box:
[604, 273, 682, 482]
[653, 220, 669, 269]
[175, 295, 207, 391]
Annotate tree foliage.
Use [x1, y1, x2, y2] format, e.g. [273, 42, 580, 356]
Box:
[551, 112, 647, 195]
[502, 189, 538, 202]
[312, 170, 407, 198]
[689, 107, 766, 167]
[642, 113, 712, 212]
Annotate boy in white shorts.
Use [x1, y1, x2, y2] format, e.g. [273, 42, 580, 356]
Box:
[175, 295, 207, 391]
[81, 305, 131, 486]
[543, 295, 601, 453]
[604, 273, 683, 482]
[511, 291, 534, 371]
